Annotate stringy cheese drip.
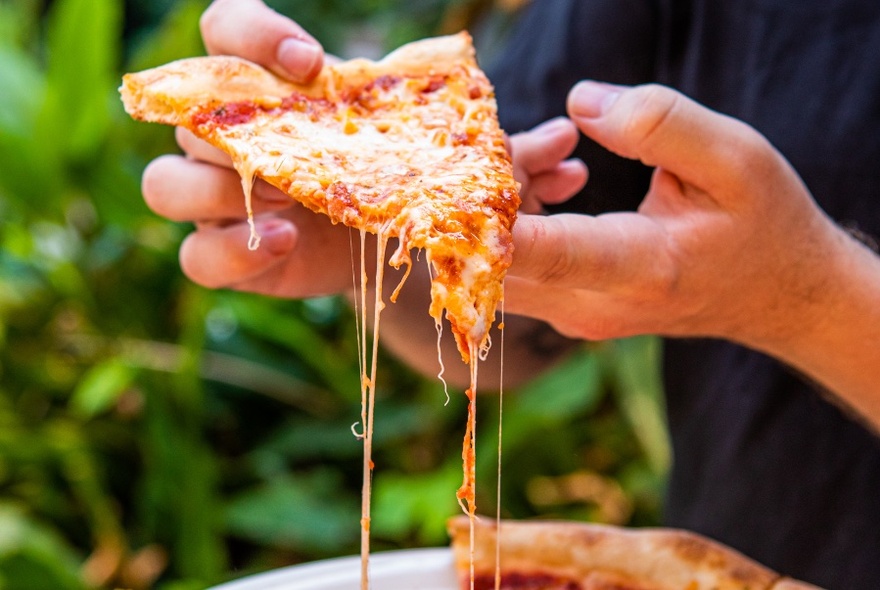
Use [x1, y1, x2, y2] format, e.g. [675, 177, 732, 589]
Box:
[495, 305, 505, 590]
[359, 229, 389, 590]
[233, 161, 261, 250]
[454, 339, 479, 590]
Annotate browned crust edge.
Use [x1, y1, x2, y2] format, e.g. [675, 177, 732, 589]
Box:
[119, 31, 475, 125]
[447, 516, 815, 590]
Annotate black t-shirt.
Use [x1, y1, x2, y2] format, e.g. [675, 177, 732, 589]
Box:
[489, 1, 880, 588]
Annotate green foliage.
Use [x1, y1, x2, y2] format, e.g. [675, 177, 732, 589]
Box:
[0, 504, 86, 590]
[0, 0, 670, 588]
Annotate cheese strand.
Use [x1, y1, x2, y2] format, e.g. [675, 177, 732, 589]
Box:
[495, 297, 505, 590]
[360, 232, 388, 590]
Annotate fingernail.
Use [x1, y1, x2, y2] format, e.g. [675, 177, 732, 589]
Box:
[569, 81, 621, 119]
[256, 218, 295, 255]
[276, 37, 322, 82]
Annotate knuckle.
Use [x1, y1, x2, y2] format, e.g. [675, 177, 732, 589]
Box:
[524, 218, 578, 284]
[722, 124, 779, 188]
[198, 1, 221, 44]
[178, 234, 219, 288]
[199, 0, 243, 52]
[540, 249, 578, 284]
[140, 156, 176, 216]
[627, 249, 681, 313]
[652, 265, 679, 302]
[622, 84, 679, 157]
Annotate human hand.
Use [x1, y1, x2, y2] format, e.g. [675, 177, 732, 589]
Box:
[508, 117, 588, 214]
[143, 131, 357, 298]
[507, 81, 846, 352]
[141, 0, 352, 298]
[142, 0, 585, 301]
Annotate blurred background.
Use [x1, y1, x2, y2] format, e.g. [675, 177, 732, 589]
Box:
[0, 0, 670, 588]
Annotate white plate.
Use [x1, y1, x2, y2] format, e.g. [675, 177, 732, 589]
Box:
[210, 548, 458, 590]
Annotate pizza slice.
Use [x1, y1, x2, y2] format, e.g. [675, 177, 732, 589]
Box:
[119, 31, 519, 365]
[447, 516, 825, 590]
[121, 32, 519, 590]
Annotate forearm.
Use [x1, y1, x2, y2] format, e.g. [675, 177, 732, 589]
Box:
[745, 225, 880, 432]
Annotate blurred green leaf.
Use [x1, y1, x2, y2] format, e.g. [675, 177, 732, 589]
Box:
[138, 370, 227, 582]
[0, 41, 62, 212]
[372, 461, 460, 545]
[156, 581, 209, 590]
[0, 47, 43, 134]
[41, 0, 122, 161]
[602, 337, 671, 475]
[254, 416, 361, 466]
[227, 296, 361, 399]
[0, 503, 87, 590]
[0, 0, 41, 49]
[69, 359, 134, 418]
[126, 0, 208, 71]
[493, 346, 605, 458]
[225, 471, 359, 553]
[514, 346, 604, 422]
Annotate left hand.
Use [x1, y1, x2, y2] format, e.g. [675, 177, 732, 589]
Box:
[506, 81, 844, 352]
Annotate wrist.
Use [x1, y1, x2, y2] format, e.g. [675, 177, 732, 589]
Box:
[740, 221, 880, 396]
[729, 218, 854, 357]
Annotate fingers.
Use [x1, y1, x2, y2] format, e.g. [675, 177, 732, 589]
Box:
[510, 212, 675, 295]
[180, 218, 296, 288]
[510, 117, 588, 213]
[525, 160, 588, 210]
[200, 0, 324, 82]
[142, 155, 293, 223]
[567, 81, 776, 197]
[511, 117, 580, 176]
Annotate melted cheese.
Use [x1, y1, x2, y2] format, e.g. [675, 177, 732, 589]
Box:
[196, 72, 518, 364]
[189, 67, 518, 590]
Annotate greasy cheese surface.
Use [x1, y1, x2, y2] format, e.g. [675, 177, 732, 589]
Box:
[191, 70, 519, 361]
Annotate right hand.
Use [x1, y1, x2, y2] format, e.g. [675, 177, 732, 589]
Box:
[142, 0, 586, 302]
[143, 0, 355, 299]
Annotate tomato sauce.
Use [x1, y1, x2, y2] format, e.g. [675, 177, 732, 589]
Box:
[473, 573, 582, 590]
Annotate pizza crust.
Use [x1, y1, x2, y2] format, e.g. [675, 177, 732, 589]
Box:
[120, 55, 295, 124]
[120, 32, 476, 126]
[447, 516, 818, 590]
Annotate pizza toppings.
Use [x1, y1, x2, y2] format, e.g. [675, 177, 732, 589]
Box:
[473, 573, 581, 590]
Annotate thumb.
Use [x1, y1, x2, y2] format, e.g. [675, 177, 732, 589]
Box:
[201, 0, 324, 83]
[510, 212, 672, 294]
[567, 81, 772, 195]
